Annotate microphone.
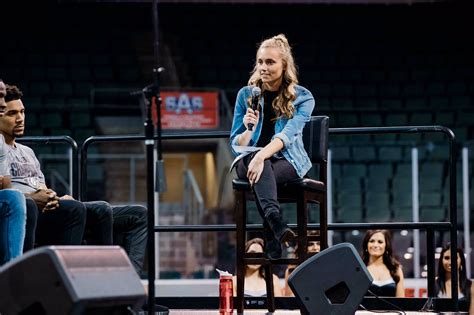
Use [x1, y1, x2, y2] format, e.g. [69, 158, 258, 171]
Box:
[248, 86, 261, 131]
[130, 84, 155, 96]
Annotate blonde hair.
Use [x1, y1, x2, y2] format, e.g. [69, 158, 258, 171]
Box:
[248, 34, 298, 119]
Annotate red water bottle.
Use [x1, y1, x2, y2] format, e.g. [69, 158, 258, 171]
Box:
[217, 269, 233, 315]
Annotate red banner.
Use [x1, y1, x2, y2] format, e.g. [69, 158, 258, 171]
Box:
[152, 91, 219, 129]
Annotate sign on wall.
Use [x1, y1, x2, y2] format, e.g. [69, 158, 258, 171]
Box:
[152, 91, 219, 129]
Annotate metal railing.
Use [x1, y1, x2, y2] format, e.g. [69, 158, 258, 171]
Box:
[80, 131, 229, 200]
[82, 153, 145, 202]
[183, 169, 205, 261]
[18, 136, 79, 199]
[78, 125, 458, 310]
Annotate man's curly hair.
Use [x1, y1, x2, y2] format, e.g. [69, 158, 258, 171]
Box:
[4, 85, 23, 103]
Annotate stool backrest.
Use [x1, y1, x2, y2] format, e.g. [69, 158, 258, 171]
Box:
[303, 116, 329, 164]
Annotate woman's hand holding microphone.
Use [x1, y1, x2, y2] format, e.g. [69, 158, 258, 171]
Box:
[243, 107, 259, 131]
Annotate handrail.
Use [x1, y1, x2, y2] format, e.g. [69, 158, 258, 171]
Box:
[151, 222, 449, 297]
[79, 125, 458, 310]
[80, 132, 230, 200]
[183, 169, 205, 261]
[321, 125, 458, 307]
[330, 125, 454, 136]
[152, 222, 452, 232]
[183, 169, 204, 225]
[49, 169, 71, 192]
[18, 136, 79, 199]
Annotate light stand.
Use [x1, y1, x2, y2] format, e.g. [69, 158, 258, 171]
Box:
[141, 0, 168, 314]
[132, 79, 168, 315]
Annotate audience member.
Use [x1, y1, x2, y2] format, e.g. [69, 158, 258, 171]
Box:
[362, 230, 405, 297]
[1, 84, 87, 247]
[229, 34, 315, 259]
[0, 188, 26, 265]
[232, 238, 283, 297]
[0, 78, 27, 265]
[283, 230, 320, 296]
[2, 84, 147, 274]
[436, 244, 473, 305]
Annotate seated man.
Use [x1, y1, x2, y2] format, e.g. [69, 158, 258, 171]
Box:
[3, 83, 147, 274]
[0, 78, 27, 265]
[1, 83, 87, 248]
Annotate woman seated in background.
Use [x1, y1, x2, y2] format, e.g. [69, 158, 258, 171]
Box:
[283, 230, 321, 296]
[233, 238, 282, 297]
[436, 244, 473, 307]
[362, 230, 405, 297]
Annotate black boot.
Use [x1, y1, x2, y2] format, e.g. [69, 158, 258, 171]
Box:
[263, 221, 282, 260]
[265, 212, 296, 245]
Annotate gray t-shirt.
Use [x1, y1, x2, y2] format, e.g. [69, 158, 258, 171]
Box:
[0, 136, 45, 193]
[0, 134, 10, 176]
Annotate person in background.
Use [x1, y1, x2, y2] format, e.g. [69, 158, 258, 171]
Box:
[0, 186, 26, 265]
[229, 34, 315, 259]
[435, 244, 473, 309]
[3, 83, 147, 274]
[232, 238, 283, 297]
[1, 84, 87, 248]
[0, 78, 27, 265]
[471, 290, 474, 315]
[283, 230, 321, 296]
[362, 229, 405, 297]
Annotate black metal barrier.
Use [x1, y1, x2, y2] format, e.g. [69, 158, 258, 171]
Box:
[80, 131, 229, 200]
[80, 125, 459, 311]
[18, 136, 79, 199]
[153, 222, 451, 300]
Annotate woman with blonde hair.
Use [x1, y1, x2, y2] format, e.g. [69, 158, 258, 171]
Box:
[230, 34, 315, 260]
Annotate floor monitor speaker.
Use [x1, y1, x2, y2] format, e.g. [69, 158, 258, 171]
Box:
[288, 242, 373, 315]
[0, 246, 146, 315]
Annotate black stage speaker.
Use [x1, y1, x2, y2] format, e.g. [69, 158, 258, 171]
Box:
[0, 246, 146, 315]
[288, 242, 373, 315]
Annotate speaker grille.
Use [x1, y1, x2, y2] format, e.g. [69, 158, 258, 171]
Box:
[53, 246, 131, 269]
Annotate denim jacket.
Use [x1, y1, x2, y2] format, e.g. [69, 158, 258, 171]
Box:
[230, 85, 315, 178]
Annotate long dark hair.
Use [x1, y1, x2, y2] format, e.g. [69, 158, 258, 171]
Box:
[362, 230, 401, 283]
[245, 238, 265, 278]
[436, 244, 471, 299]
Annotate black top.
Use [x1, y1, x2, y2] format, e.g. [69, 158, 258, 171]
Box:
[435, 280, 471, 302]
[368, 282, 396, 297]
[256, 90, 278, 147]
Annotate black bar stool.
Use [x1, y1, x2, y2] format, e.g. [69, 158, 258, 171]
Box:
[233, 115, 329, 313]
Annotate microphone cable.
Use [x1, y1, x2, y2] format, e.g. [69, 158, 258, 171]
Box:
[359, 289, 406, 315]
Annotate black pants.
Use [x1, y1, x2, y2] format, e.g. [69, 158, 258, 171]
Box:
[25, 197, 87, 248]
[23, 199, 37, 251]
[236, 155, 298, 219]
[83, 200, 113, 245]
[83, 201, 148, 274]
